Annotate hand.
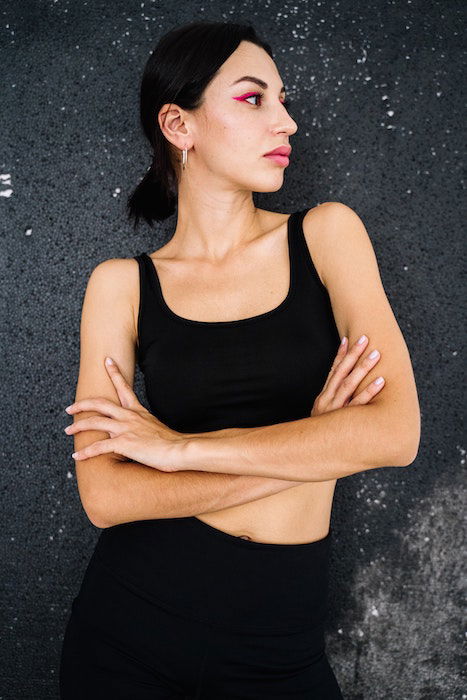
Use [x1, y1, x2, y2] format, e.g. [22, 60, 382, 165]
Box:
[64, 357, 186, 470]
[311, 335, 385, 417]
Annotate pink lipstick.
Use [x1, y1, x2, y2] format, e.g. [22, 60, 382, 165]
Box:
[263, 145, 291, 167]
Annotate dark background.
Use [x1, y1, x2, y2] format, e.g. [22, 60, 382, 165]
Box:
[1, 1, 464, 698]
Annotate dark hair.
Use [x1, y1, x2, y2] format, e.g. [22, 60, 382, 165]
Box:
[126, 21, 273, 229]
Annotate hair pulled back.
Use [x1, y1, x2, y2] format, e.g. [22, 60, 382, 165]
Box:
[126, 21, 273, 229]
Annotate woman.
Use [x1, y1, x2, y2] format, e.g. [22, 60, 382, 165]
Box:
[59, 20, 420, 699]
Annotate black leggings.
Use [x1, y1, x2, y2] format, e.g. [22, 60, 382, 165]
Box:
[59, 517, 344, 699]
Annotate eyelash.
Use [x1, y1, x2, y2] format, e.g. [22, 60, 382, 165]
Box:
[242, 91, 291, 110]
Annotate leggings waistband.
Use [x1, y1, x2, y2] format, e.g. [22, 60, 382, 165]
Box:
[92, 516, 332, 634]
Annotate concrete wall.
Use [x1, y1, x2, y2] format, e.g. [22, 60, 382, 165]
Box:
[1, 1, 463, 698]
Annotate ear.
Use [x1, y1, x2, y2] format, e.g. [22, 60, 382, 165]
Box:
[158, 102, 191, 150]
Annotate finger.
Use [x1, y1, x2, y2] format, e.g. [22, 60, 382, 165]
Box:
[347, 375, 385, 406]
[71, 437, 126, 462]
[64, 416, 124, 436]
[65, 396, 127, 419]
[321, 336, 348, 393]
[325, 334, 370, 397]
[104, 357, 139, 410]
[333, 347, 381, 405]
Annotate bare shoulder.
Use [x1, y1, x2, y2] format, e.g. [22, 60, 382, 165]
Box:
[301, 201, 371, 289]
[91, 256, 139, 284]
[88, 256, 140, 343]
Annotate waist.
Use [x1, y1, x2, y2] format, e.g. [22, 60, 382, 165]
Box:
[91, 516, 332, 633]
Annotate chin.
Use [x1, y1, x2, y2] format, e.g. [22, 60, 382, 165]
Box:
[244, 171, 285, 193]
[253, 179, 285, 193]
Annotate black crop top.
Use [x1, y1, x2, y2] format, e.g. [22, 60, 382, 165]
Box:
[134, 208, 341, 435]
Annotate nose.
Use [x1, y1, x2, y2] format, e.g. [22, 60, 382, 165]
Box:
[271, 101, 298, 136]
[272, 112, 298, 137]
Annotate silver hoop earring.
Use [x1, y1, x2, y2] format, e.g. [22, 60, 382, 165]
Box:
[182, 147, 188, 170]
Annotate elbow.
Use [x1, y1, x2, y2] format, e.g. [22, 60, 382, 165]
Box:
[82, 498, 108, 529]
[88, 507, 109, 529]
[398, 435, 421, 466]
[88, 493, 116, 528]
[380, 401, 421, 467]
[392, 427, 421, 467]
[79, 489, 112, 529]
[74, 454, 120, 528]
[399, 407, 422, 466]
[372, 422, 421, 468]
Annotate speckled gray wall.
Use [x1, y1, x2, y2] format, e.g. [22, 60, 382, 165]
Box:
[1, 1, 464, 699]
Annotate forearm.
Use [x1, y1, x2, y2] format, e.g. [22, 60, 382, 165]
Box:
[179, 404, 416, 482]
[93, 429, 304, 528]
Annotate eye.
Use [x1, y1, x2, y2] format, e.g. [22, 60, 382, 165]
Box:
[244, 91, 264, 106]
[239, 93, 292, 111]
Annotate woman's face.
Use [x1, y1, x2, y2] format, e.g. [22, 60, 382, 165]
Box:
[185, 40, 298, 193]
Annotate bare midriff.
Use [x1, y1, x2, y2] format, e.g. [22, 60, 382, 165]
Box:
[194, 478, 338, 545]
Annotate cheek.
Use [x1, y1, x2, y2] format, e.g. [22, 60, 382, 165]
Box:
[226, 118, 263, 163]
[199, 108, 262, 166]
[214, 108, 258, 142]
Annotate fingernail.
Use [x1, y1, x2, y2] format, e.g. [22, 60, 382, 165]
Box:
[358, 335, 367, 344]
[369, 349, 379, 359]
[71, 452, 78, 458]
[65, 406, 72, 413]
[105, 357, 114, 365]
[341, 336, 347, 345]
[374, 376, 384, 385]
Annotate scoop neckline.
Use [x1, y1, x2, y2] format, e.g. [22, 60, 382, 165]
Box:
[143, 211, 296, 327]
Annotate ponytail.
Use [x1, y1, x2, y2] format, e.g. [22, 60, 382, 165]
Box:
[127, 146, 178, 230]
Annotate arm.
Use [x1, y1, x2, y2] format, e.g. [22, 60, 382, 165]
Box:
[179, 401, 414, 482]
[174, 202, 421, 481]
[72, 259, 304, 529]
[93, 457, 305, 529]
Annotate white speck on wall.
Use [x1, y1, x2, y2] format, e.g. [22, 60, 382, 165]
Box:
[357, 47, 367, 64]
[1, 172, 12, 197]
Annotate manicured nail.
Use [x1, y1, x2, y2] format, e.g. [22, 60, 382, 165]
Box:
[105, 357, 114, 365]
[341, 336, 347, 345]
[374, 376, 384, 385]
[369, 350, 379, 359]
[71, 452, 78, 458]
[65, 406, 72, 413]
[358, 335, 367, 344]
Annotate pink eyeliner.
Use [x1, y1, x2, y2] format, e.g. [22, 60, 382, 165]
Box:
[232, 92, 257, 101]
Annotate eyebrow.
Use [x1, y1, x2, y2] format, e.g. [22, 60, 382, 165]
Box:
[230, 75, 285, 93]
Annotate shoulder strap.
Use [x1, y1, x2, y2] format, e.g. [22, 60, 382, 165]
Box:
[133, 252, 168, 367]
[289, 208, 328, 295]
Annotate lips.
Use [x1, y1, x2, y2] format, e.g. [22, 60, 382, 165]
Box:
[263, 145, 292, 157]
[263, 145, 291, 167]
